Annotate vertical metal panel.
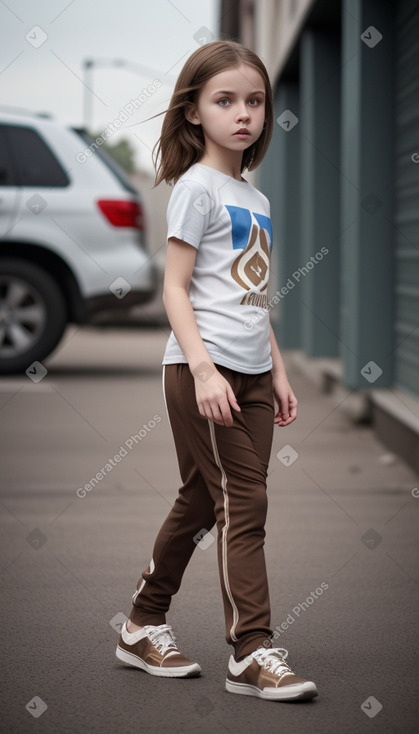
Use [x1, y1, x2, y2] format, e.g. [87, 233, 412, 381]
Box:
[394, 0, 419, 395]
[258, 83, 302, 348]
[340, 0, 395, 388]
[272, 83, 302, 348]
[299, 29, 341, 357]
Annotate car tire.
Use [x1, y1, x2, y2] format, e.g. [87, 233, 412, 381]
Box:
[0, 258, 67, 375]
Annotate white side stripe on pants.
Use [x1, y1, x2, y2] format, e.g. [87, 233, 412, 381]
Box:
[132, 557, 155, 603]
[131, 366, 171, 604]
[208, 419, 239, 642]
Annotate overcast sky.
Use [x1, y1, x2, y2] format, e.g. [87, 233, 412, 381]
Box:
[0, 0, 219, 173]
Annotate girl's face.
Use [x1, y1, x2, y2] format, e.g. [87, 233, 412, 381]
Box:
[187, 63, 266, 159]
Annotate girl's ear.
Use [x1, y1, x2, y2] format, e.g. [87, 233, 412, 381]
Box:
[185, 103, 201, 126]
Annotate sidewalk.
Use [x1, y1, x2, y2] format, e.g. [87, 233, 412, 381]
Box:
[1, 326, 418, 733]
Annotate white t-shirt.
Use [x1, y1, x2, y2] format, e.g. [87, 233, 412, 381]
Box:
[162, 163, 273, 374]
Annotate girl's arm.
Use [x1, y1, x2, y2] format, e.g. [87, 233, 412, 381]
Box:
[163, 237, 241, 427]
[269, 323, 298, 426]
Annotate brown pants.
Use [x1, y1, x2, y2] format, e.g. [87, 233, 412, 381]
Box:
[129, 362, 275, 660]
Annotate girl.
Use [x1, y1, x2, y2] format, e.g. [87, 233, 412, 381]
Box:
[116, 40, 318, 702]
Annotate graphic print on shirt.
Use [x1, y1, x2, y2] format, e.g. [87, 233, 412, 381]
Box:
[225, 205, 272, 309]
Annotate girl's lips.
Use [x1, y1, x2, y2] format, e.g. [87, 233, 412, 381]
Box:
[234, 130, 250, 136]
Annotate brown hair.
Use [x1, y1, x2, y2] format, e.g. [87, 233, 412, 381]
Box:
[152, 40, 273, 186]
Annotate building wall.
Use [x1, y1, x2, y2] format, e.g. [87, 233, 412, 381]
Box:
[253, 0, 315, 82]
[392, 0, 419, 396]
[221, 0, 419, 401]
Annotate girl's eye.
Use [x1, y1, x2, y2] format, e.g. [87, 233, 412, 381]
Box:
[217, 97, 263, 107]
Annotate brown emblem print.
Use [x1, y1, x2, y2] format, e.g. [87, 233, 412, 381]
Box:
[231, 223, 270, 292]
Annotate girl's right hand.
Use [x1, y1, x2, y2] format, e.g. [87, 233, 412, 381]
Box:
[191, 362, 241, 427]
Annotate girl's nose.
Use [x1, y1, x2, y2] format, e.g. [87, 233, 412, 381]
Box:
[236, 104, 250, 121]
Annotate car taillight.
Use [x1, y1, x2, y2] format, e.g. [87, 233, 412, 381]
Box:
[97, 200, 144, 229]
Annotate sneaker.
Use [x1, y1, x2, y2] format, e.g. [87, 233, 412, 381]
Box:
[115, 622, 201, 678]
[226, 647, 318, 701]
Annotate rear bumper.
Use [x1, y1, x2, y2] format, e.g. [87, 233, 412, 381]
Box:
[82, 287, 156, 321]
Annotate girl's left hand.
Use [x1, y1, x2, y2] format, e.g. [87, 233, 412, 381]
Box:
[272, 374, 298, 426]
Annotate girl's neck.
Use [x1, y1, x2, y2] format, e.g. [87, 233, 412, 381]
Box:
[198, 151, 244, 182]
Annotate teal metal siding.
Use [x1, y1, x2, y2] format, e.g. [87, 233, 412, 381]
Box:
[394, 0, 419, 395]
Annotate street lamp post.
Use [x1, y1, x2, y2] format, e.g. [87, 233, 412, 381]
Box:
[82, 58, 95, 132]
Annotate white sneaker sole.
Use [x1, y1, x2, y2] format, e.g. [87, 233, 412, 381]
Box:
[226, 678, 318, 701]
[115, 645, 201, 678]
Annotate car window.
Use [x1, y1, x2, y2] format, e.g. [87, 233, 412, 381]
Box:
[3, 124, 70, 187]
[73, 128, 138, 195]
[0, 126, 18, 186]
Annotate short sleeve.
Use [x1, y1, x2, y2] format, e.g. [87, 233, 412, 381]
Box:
[166, 179, 214, 249]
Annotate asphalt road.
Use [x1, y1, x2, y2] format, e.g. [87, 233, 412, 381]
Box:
[1, 326, 418, 734]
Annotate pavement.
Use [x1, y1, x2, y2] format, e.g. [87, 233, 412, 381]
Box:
[1, 325, 418, 734]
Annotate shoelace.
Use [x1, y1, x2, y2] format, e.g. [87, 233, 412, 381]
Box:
[252, 647, 292, 677]
[144, 624, 178, 655]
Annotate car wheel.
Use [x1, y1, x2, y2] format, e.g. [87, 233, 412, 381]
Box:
[0, 258, 67, 375]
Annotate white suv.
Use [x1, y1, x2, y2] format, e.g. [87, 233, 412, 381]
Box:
[0, 109, 157, 374]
